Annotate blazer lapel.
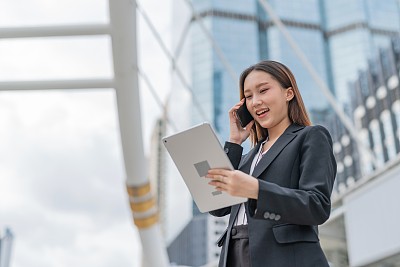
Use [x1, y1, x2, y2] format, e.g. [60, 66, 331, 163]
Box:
[251, 124, 304, 178]
[238, 142, 263, 173]
[228, 204, 241, 226]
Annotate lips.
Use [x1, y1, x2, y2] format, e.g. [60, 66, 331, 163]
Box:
[256, 108, 270, 116]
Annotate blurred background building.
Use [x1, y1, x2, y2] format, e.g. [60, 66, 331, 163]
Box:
[154, 0, 400, 266]
[321, 37, 400, 267]
[167, 214, 227, 267]
[0, 228, 13, 267]
[149, 113, 169, 236]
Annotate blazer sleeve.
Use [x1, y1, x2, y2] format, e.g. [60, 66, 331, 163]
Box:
[209, 141, 244, 217]
[248, 125, 337, 225]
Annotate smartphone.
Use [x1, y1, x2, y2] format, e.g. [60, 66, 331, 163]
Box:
[235, 102, 253, 128]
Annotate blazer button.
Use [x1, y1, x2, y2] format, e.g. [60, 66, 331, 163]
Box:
[263, 212, 270, 219]
[269, 213, 276, 220]
[224, 148, 229, 153]
[231, 228, 237, 236]
[275, 214, 281, 221]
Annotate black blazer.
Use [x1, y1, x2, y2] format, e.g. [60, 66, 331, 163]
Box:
[210, 124, 337, 267]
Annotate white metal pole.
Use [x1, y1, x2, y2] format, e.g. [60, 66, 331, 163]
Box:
[0, 24, 109, 38]
[108, 1, 169, 266]
[0, 79, 114, 91]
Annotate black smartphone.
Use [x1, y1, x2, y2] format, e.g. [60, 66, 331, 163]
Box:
[236, 102, 253, 128]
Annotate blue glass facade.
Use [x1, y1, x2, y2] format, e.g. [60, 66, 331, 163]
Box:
[191, 0, 259, 143]
[190, 0, 400, 142]
[325, 0, 400, 107]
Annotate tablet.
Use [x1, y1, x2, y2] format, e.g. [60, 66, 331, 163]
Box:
[162, 122, 247, 213]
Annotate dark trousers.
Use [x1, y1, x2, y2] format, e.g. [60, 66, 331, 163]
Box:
[226, 225, 251, 267]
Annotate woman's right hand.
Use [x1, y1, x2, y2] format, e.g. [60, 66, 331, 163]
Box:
[228, 99, 255, 145]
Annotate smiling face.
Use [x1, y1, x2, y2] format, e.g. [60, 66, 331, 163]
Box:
[243, 70, 294, 133]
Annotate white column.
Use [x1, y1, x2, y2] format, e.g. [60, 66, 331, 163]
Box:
[108, 1, 170, 266]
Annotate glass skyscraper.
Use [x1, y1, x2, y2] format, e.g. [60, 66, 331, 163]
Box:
[168, 1, 400, 265]
[190, 0, 400, 141]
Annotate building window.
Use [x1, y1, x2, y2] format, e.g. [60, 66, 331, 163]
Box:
[344, 155, 353, 167]
[354, 105, 366, 129]
[333, 142, 342, 154]
[359, 128, 373, 174]
[392, 100, 400, 142]
[376, 86, 387, 100]
[341, 135, 351, 147]
[380, 110, 396, 160]
[337, 162, 344, 173]
[369, 119, 385, 167]
[366, 96, 376, 109]
[387, 75, 399, 90]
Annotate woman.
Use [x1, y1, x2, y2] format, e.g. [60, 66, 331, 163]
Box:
[206, 60, 336, 267]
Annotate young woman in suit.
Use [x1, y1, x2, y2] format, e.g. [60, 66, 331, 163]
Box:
[206, 60, 337, 267]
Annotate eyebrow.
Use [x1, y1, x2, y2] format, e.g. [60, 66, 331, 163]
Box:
[244, 82, 270, 93]
[256, 82, 269, 88]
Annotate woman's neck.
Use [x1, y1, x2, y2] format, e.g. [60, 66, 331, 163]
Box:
[267, 120, 291, 141]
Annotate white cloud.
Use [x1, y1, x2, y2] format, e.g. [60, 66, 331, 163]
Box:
[0, 90, 140, 267]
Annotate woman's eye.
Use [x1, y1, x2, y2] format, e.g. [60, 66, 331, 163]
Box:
[245, 95, 252, 99]
[260, 88, 268, 93]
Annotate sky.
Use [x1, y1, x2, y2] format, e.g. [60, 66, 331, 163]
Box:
[0, 0, 175, 266]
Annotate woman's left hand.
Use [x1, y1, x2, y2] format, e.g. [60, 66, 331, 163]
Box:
[206, 169, 259, 199]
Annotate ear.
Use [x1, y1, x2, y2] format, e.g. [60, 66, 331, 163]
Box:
[286, 87, 294, 101]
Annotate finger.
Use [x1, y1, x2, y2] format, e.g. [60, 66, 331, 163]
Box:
[245, 120, 255, 130]
[207, 169, 229, 177]
[213, 186, 223, 192]
[207, 170, 227, 181]
[210, 175, 224, 183]
[207, 169, 221, 176]
[229, 99, 246, 113]
[209, 181, 227, 191]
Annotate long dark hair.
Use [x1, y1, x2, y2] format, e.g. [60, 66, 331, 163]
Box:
[239, 60, 311, 146]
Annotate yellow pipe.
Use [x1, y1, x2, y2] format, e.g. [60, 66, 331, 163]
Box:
[133, 213, 159, 229]
[126, 183, 158, 229]
[130, 198, 156, 212]
[126, 183, 150, 197]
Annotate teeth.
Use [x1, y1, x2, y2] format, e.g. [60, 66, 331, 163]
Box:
[257, 108, 269, 115]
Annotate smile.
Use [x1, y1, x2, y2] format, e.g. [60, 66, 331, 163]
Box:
[256, 108, 270, 116]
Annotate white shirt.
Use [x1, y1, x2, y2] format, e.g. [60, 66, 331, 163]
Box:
[235, 139, 269, 226]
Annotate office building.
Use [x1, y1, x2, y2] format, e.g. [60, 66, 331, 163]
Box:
[0, 228, 13, 267]
[189, 0, 400, 135]
[330, 37, 400, 191]
[187, 0, 400, 198]
[321, 37, 400, 267]
[168, 1, 400, 266]
[167, 214, 227, 267]
[148, 114, 168, 236]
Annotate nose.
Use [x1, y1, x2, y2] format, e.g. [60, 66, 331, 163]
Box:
[251, 94, 262, 108]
